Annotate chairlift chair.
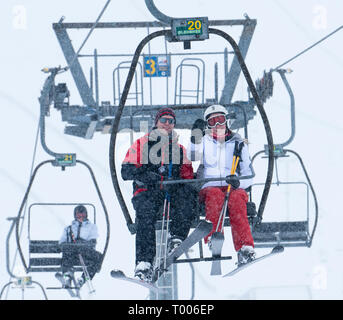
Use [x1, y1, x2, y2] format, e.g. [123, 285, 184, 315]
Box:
[27, 202, 96, 273]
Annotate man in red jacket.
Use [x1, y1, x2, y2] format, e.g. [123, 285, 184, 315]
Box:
[121, 107, 197, 282]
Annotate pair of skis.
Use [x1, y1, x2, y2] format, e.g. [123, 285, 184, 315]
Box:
[209, 143, 284, 277]
[50, 255, 96, 298]
[110, 220, 284, 291]
[111, 220, 212, 292]
[51, 272, 81, 299]
[210, 231, 284, 277]
[222, 245, 284, 277]
[52, 271, 95, 298]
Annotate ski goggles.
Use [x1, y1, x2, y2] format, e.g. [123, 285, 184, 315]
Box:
[159, 117, 176, 124]
[207, 114, 227, 128]
[75, 212, 87, 219]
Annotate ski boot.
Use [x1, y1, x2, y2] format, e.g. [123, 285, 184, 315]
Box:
[77, 275, 86, 288]
[237, 245, 256, 266]
[167, 235, 183, 255]
[134, 261, 153, 282]
[62, 271, 73, 288]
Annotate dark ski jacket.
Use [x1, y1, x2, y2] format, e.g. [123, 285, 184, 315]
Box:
[122, 129, 194, 197]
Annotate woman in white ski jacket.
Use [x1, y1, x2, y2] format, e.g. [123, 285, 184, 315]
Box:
[187, 104, 256, 265]
[58, 205, 102, 287]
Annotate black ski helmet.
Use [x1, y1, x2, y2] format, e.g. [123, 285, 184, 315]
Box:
[74, 205, 88, 219]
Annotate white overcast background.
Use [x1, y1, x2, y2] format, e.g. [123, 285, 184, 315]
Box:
[0, 0, 342, 300]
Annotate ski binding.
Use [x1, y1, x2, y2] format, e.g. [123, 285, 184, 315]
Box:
[223, 245, 284, 277]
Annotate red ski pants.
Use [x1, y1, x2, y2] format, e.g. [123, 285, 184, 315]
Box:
[199, 186, 254, 251]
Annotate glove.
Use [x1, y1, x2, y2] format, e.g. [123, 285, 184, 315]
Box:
[158, 165, 168, 175]
[190, 119, 206, 144]
[225, 175, 240, 189]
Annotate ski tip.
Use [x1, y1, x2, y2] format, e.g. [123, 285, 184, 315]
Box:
[272, 245, 285, 253]
[110, 269, 125, 278]
[222, 271, 236, 278]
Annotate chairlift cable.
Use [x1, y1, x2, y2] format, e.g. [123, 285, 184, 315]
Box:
[64, 0, 112, 73]
[274, 25, 343, 70]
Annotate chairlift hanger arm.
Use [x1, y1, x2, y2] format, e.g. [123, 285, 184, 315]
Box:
[274, 69, 295, 148]
[145, 0, 172, 25]
[6, 217, 21, 279]
[144, 0, 256, 28]
[39, 68, 76, 166]
[15, 160, 53, 272]
[109, 27, 274, 233]
[15, 160, 111, 273]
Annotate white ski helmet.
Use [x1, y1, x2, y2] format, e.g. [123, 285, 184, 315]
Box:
[203, 104, 228, 121]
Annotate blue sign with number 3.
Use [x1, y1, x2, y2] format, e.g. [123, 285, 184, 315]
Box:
[144, 55, 171, 77]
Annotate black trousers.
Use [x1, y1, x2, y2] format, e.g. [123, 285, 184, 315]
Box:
[61, 246, 102, 279]
[132, 183, 197, 265]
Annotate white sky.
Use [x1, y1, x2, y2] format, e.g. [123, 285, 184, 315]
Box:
[0, 0, 343, 300]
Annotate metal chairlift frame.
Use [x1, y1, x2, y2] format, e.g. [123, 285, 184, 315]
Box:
[27, 202, 96, 273]
[174, 57, 206, 104]
[108, 7, 274, 302]
[52, 15, 257, 137]
[107, 1, 274, 301]
[0, 217, 48, 300]
[14, 69, 111, 277]
[112, 61, 144, 107]
[109, 28, 274, 236]
[250, 69, 318, 248]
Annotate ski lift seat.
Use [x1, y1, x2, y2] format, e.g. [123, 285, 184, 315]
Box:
[28, 240, 84, 273]
[252, 221, 310, 248]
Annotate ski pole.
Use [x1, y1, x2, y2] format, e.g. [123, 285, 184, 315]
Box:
[157, 162, 173, 276]
[157, 195, 169, 268]
[215, 155, 238, 232]
[162, 195, 171, 274]
[69, 226, 95, 293]
[162, 162, 173, 275]
[78, 252, 95, 294]
[216, 142, 243, 232]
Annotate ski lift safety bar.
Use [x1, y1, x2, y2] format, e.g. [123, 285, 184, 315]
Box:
[156, 172, 255, 186]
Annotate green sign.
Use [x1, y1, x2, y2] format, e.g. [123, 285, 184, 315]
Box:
[171, 17, 209, 42]
[176, 19, 203, 36]
[55, 153, 76, 166]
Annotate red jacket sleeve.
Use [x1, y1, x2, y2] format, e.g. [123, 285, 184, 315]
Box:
[122, 134, 149, 168]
